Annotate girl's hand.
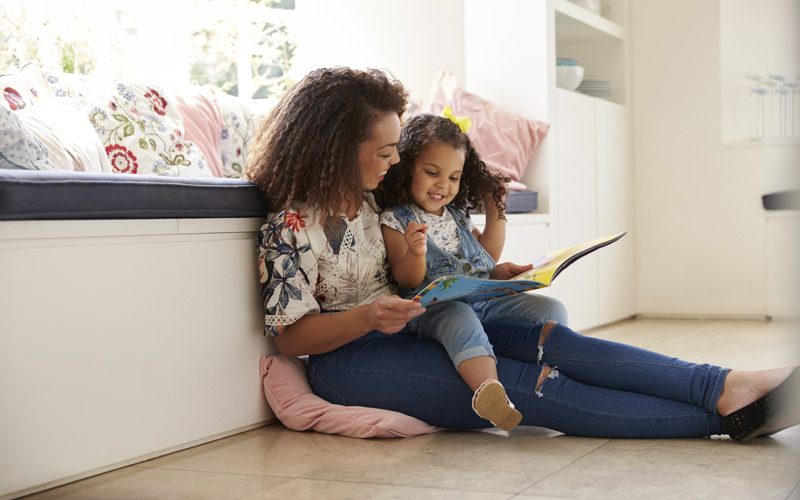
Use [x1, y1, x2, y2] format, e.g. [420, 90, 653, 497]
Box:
[490, 262, 532, 280]
[404, 221, 429, 256]
[486, 186, 508, 204]
[365, 295, 426, 334]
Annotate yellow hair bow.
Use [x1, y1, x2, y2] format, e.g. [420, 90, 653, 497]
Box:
[441, 106, 472, 133]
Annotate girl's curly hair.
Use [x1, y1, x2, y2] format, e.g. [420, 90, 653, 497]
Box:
[246, 67, 408, 215]
[375, 113, 511, 219]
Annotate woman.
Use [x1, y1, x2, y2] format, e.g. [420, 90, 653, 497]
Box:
[247, 66, 798, 440]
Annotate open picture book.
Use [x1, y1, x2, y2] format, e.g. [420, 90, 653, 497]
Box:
[412, 231, 627, 306]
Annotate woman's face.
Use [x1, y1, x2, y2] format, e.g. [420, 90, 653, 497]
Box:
[411, 143, 465, 216]
[357, 113, 401, 190]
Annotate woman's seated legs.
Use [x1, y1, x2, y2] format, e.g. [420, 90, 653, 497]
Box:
[307, 328, 725, 437]
[307, 330, 494, 429]
[486, 321, 729, 414]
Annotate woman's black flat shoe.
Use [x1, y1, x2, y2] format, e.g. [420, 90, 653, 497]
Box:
[723, 367, 800, 442]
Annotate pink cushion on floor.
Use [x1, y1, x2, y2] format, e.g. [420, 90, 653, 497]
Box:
[259, 353, 442, 438]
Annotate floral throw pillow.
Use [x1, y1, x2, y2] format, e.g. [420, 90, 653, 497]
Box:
[45, 72, 211, 177]
[0, 61, 50, 111]
[43, 70, 95, 99]
[210, 88, 251, 179]
[210, 90, 273, 179]
[239, 97, 273, 169]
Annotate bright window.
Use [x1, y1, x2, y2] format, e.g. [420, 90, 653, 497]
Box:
[0, 0, 296, 102]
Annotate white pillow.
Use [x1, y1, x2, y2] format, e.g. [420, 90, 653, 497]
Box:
[15, 98, 113, 173]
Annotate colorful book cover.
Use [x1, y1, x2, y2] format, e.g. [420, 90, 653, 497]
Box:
[412, 231, 627, 306]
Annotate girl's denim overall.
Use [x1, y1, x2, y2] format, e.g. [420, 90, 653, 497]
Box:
[392, 204, 569, 368]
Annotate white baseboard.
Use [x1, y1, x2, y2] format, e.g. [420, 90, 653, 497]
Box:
[634, 313, 770, 322]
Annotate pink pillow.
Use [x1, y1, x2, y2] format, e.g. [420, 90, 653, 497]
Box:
[427, 68, 549, 190]
[259, 354, 442, 438]
[174, 86, 225, 178]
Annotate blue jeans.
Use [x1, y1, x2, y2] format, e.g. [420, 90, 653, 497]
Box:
[407, 293, 569, 369]
[307, 321, 729, 438]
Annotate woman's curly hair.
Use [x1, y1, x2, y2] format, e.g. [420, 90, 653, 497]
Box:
[375, 113, 511, 219]
[246, 67, 408, 215]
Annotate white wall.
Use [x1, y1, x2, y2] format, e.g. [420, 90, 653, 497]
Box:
[720, 0, 800, 142]
[630, 0, 797, 318]
[294, 0, 466, 109]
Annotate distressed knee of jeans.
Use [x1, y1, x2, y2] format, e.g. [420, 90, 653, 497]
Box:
[537, 345, 544, 364]
[534, 366, 559, 398]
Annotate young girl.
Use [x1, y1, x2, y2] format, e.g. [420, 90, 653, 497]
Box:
[376, 110, 556, 431]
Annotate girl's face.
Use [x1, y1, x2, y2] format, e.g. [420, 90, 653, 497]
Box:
[357, 113, 401, 190]
[411, 143, 465, 216]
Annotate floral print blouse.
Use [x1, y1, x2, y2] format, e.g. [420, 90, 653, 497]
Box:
[257, 194, 395, 336]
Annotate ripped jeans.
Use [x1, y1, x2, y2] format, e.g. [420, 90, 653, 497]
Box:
[307, 321, 730, 438]
[406, 292, 570, 369]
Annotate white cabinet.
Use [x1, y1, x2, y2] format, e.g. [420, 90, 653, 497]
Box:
[472, 214, 551, 268]
[552, 90, 599, 330]
[595, 97, 636, 325]
[551, 89, 634, 330]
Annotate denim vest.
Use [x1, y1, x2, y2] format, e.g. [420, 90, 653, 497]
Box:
[390, 205, 496, 298]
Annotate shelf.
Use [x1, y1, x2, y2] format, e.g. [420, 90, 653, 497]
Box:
[555, 87, 627, 107]
[554, 0, 625, 43]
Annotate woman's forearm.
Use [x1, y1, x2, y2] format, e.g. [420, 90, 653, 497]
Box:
[273, 305, 372, 356]
[272, 296, 426, 356]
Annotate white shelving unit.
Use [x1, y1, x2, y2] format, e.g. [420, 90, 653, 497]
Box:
[553, 0, 627, 105]
[465, 0, 635, 330]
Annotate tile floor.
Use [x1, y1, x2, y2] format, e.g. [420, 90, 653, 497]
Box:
[22, 319, 800, 500]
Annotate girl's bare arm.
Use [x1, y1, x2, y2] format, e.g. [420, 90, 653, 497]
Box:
[382, 223, 428, 289]
[474, 200, 506, 261]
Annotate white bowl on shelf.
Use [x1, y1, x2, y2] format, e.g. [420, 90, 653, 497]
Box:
[556, 65, 585, 91]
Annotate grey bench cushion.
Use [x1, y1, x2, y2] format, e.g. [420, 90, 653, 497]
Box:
[0, 170, 538, 221]
[0, 170, 269, 220]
